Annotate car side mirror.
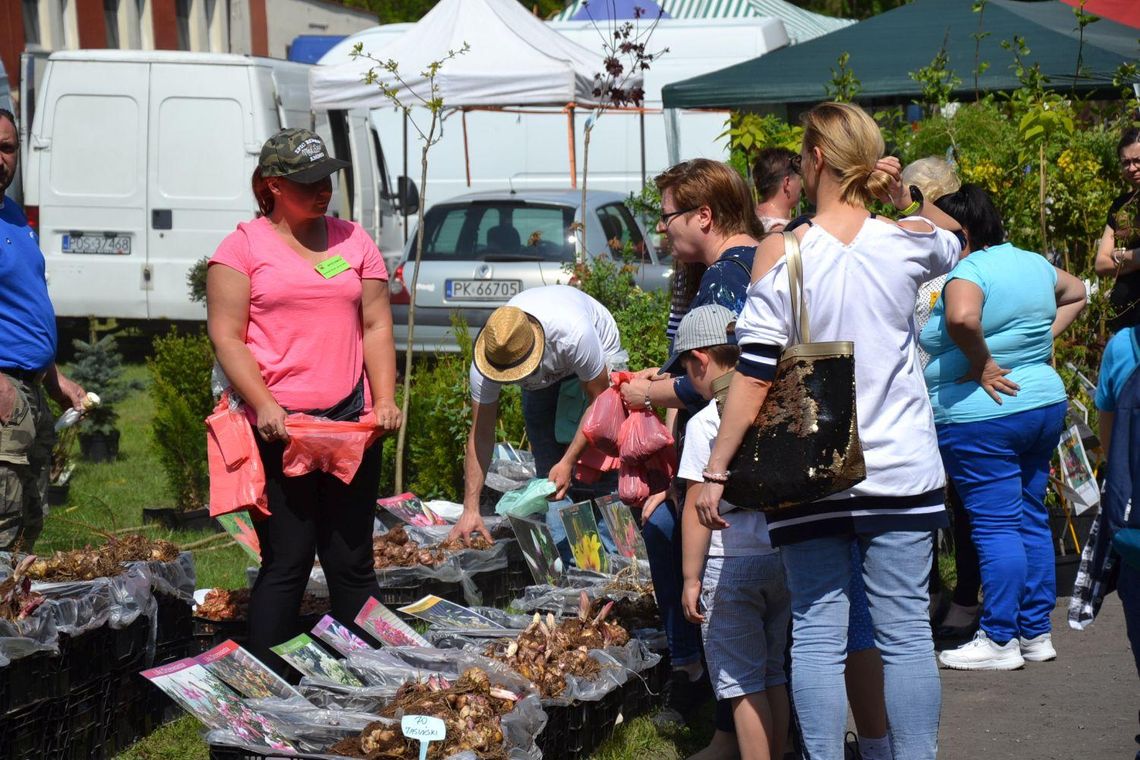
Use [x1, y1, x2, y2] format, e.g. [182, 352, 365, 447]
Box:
[397, 176, 419, 216]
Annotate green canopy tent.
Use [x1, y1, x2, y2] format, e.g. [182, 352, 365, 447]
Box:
[661, 0, 1139, 109]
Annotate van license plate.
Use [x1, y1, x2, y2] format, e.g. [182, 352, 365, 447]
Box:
[446, 279, 521, 300]
[62, 233, 131, 255]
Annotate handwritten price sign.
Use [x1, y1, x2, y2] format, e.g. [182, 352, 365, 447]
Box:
[401, 715, 446, 760]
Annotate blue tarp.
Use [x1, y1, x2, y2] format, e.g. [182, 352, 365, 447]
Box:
[288, 35, 347, 64]
[570, 0, 670, 21]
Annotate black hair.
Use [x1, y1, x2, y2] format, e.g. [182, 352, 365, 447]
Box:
[751, 147, 798, 201]
[1119, 127, 1140, 157]
[933, 183, 1005, 249]
[0, 108, 16, 136]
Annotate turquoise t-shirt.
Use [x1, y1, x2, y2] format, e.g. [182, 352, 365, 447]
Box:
[919, 243, 1065, 425]
[1095, 327, 1140, 412]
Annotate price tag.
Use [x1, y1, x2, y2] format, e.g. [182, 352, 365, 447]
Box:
[315, 255, 351, 279]
[401, 715, 446, 760]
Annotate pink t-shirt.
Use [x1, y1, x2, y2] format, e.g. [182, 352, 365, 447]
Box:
[209, 216, 388, 411]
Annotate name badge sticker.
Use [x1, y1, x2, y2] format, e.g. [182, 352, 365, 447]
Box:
[315, 255, 351, 279]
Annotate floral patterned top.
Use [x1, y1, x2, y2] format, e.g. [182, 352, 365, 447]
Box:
[1108, 189, 1140, 333]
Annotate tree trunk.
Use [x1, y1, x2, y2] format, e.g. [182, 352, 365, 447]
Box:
[394, 118, 435, 492]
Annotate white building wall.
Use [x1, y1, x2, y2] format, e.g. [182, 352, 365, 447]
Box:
[264, 0, 376, 60]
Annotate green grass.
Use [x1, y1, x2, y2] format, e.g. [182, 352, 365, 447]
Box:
[46, 364, 706, 759]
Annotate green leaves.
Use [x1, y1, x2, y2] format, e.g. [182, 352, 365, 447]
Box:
[824, 52, 862, 103]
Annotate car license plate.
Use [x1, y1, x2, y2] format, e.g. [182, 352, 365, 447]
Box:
[446, 279, 521, 301]
[61, 232, 131, 255]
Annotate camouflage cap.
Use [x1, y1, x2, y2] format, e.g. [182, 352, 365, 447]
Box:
[258, 128, 349, 184]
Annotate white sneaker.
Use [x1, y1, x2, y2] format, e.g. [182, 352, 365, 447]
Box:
[938, 630, 1025, 671]
[1019, 633, 1057, 662]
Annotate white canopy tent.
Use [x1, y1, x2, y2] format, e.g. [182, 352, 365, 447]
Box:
[309, 0, 635, 109]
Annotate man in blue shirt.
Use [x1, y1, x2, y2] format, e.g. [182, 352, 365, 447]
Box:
[0, 109, 86, 552]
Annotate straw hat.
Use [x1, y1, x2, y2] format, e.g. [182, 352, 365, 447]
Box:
[473, 306, 546, 383]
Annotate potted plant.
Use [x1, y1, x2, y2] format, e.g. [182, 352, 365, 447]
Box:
[68, 334, 139, 463]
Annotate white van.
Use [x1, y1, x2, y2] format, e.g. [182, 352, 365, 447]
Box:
[316, 17, 788, 210]
[22, 50, 412, 323]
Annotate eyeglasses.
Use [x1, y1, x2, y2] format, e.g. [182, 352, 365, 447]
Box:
[660, 206, 699, 226]
[1122, 158, 1140, 169]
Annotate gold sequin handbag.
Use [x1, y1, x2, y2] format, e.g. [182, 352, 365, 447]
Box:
[722, 231, 866, 512]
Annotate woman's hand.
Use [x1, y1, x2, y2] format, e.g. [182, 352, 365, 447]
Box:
[694, 482, 729, 530]
[640, 490, 668, 526]
[872, 156, 909, 210]
[681, 578, 704, 624]
[958, 357, 1020, 405]
[373, 399, 402, 434]
[255, 401, 290, 442]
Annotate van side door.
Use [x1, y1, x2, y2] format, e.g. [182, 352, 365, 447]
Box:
[145, 62, 257, 320]
[35, 59, 150, 319]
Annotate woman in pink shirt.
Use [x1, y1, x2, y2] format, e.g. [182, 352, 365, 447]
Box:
[207, 128, 400, 673]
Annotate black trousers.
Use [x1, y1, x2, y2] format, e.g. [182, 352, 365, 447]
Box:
[248, 436, 383, 676]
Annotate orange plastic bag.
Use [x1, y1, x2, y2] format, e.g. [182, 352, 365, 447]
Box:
[645, 446, 677, 494]
[618, 409, 674, 465]
[581, 371, 634, 456]
[282, 413, 382, 484]
[575, 445, 620, 485]
[206, 397, 269, 520]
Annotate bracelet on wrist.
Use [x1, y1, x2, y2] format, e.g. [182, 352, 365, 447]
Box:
[701, 469, 729, 483]
[900, 199, 921, 216]
[643, 394, 653, 411]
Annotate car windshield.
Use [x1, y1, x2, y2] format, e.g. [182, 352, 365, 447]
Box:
[411, 202, 576, 262]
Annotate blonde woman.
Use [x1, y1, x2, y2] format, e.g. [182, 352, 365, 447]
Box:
[695, 103, 963, 760]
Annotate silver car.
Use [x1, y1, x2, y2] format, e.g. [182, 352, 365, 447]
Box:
[390, 188, 671, 353]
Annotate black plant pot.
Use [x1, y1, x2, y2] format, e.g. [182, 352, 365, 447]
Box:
[143, 507, 222, 532]
[79, 430, 120, 463]
[47, 483, 70, 506]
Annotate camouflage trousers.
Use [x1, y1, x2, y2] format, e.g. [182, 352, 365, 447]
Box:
[0, 373, 54, 552]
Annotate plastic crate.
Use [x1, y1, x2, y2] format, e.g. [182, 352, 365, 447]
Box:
[51, 679, 114, 759]
[0, 650, 64, 714]
[589, 687, 624, 749]
[376, 578, 466, 613]
[536, 698, 594, 760]
[59, 626, 116, 691]
[156, 592, 195, 647]
[107, 671, 169, 755]
[0, 697, 62, 759]
[472, 569, 513, 609]
[112, 616, 151, 672]
[620, 655, 669, 721]
[155, 636, 197, 666]
[193, 611, 326, 654]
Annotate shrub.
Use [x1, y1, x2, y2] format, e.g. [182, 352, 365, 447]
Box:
[379, 315, 526, 500]
[68, 335, 141, 437]
[569, 255, 670, 372]
[148, 328, 215, 511]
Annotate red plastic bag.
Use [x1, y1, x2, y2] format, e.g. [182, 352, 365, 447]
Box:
[644, 446, 677, 494]
[582, 388, 627, 457]
[206, 397, 269, 519]
[282, 413, 382, 484]
[618, 460, 651, 506]
[575, 445, 620, 484]
[618, 409, 674, 465]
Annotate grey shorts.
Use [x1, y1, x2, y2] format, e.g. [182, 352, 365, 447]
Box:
[700, 553, 791, 700]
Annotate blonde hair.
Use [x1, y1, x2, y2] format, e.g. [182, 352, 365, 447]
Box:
[801, 102, 889, 207]
[655, 158, 764, 239]
[901, 157, 961, 202]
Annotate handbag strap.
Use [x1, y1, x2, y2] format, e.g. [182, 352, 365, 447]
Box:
[782, 231, 811, 344]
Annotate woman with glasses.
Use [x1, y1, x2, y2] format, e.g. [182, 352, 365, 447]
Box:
[1094, 128, 1140, 332]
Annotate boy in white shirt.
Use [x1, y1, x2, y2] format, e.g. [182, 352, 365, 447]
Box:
[674, 305, 790, 760]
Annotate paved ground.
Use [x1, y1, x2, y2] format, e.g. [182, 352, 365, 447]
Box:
[937, 598, 1137, 759]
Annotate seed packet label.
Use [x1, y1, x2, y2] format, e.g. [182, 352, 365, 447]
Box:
[402, 714, 446, 741]
[397, 595, 506, 630]
[596, 494, 648, 562]
[377, 492, 447, 527]
[559, 499, 610, 574]
[312, 614, 374, 657]
[216, 512, 262, 562]
[140, 657, 295, 750]
[270, 633, 362, 686]
[197, 639, 302, 700]
[355, 596, 430, 647]
[315, 255, 351, 279]
[507, 514, 563, 586]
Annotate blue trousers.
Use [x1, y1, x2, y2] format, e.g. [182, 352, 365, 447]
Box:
[1118, 561, 1140, 679]
[642, 498, 702, 666]
[782, 530, 941, 760]
[937, 401, 1067, 644]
